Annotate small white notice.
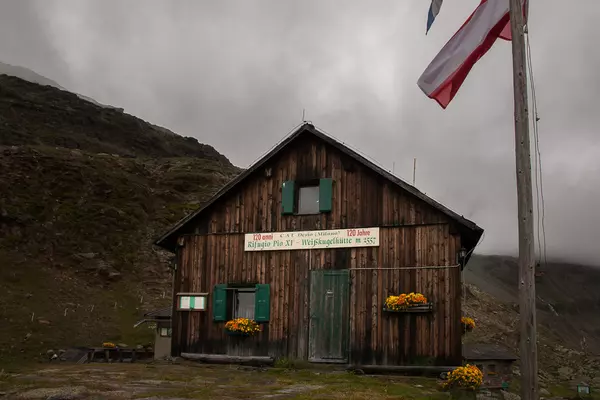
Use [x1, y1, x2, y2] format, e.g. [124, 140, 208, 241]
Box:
[177, 293, 207, 311]
[191, 296, 206, 310]
[179, 296, 191, 309]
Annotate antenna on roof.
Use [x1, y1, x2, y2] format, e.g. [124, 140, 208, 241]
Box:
[302, 109, 306, 123]
[413, 158, 417, 186]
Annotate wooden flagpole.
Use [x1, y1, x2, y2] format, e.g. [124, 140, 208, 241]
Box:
[508, 0, 538, 399]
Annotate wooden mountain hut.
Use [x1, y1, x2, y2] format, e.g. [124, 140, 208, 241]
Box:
[154, 122, 483, 367]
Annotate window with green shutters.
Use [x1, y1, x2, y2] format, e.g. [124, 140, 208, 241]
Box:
[212, 283, 271, 322]
[281, 178, 333, 215]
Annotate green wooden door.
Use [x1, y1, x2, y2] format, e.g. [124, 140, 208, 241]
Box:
[309, 269, 350, 363]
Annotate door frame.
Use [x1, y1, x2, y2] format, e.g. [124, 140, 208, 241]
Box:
[308, 269, 351, 364]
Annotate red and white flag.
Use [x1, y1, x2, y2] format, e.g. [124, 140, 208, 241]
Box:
[417, 0, 527, 109]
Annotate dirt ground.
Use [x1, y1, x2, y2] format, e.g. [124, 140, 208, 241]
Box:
[0, 362, 448, 400]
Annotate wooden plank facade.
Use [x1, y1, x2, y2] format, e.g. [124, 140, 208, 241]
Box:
[156, 123, 483, 367]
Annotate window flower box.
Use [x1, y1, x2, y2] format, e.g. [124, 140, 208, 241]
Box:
[225, 330, 252, 337]
[224, 318, 260, 337]
[383, 293, 433, 313]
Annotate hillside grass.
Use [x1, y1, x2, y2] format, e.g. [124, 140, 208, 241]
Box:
[0, 252, 155, 367]
[0, 75, 245, 368]
[0, 145, 240, 367]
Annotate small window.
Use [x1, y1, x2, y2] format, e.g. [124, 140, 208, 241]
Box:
[297, 185, 320, 214]
[213, 284, 270, 322]
[230, 288, 256, 319]
[281, 179, 332, 215]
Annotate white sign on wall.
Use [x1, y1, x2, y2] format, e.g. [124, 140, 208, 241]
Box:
[177, 294, 207, 311]
[244, 227, 379, 252]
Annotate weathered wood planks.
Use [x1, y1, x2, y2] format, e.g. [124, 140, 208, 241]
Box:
[173, 226, 461, 365]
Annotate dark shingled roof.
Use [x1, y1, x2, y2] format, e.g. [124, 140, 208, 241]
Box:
[463, 343, 518, 361]
[133, 307, 171, 328]
[144, 307, 171, 319]
[155, 123, 484, 254]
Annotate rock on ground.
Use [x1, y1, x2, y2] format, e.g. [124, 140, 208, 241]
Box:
[16, 386, 88, 399]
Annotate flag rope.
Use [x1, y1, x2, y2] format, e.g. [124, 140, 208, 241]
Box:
[524, 9, 548, 273]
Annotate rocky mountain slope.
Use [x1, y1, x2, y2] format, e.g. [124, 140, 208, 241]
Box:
[0, 62, 120, 110]
[463, 255, 600, 386]
[0, 74, 232, 161]
[0, 74, 241, 366]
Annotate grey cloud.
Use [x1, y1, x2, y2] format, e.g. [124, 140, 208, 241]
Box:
[1, 0, 599, 265]
[0, 1, 71, 85]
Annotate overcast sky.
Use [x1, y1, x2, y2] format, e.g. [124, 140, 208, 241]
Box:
[1, 0, 599, 265]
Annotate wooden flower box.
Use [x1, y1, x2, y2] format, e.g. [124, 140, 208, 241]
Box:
[225, 330, 254, 337]
[383, 303, 433, 313]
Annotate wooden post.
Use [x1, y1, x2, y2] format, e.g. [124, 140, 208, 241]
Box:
[508, 1, 538, 399]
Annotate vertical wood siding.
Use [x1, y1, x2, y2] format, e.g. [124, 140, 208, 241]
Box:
[193, 135, 450, 234]
[172, 134, 464, 365]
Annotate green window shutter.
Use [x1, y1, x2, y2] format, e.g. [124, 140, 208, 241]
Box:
[254, 284, 271, 322]
[212, 284, 227, 321]
[319, 178, 333, 212]
[281, 180, 295, 215]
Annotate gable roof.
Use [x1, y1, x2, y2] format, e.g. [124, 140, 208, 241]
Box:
[155, 123, 483, 253]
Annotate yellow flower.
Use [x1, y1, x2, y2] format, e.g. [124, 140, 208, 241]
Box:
[443, 364, 483, 390]
[461, 317, 476, 332]
[225, 318, 260, 335]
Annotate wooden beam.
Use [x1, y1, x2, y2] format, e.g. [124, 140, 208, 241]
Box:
[181, 353, 274, 366]
[508, 0, 538, 399]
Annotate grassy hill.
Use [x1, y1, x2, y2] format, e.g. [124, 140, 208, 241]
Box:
[0, 74, 241, 366]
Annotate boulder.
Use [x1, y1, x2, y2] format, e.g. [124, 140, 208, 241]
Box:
[557, 366, 574, 380]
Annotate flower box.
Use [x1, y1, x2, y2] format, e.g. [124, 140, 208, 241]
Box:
[383, 303, 433, 313]
[225, 330, 252, 337]
[383, 293, 432, 313]
[224, 318, 261, 337]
